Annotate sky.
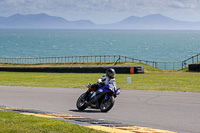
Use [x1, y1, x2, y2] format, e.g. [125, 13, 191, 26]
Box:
[1, 0, 200, 24]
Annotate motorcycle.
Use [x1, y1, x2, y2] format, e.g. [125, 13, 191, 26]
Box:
[76, 83, 120, 112]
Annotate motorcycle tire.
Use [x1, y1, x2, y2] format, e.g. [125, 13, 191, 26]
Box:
[76, 93, 87, 110]
[100, 96, 115, 112]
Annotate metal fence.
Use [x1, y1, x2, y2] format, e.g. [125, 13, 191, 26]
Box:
[182, 54, 200, 68]
[0, 54, 199, 70]
[0, 55, 122, 64]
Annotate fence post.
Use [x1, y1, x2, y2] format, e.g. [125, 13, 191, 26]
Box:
[197, 54, 199, 63]
[192, 56, 194, 64]
[125, 56, 127, 63]
[182, 62, 183, 69]
[83, 56, 85, 63]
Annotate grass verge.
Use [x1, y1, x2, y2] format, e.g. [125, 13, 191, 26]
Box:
[0, 62, 162, 73]
[0, 70, 200, 92]
[0, 62, 199, 92]
[0, 110, 104, 133]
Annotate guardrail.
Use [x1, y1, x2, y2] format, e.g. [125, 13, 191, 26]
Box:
[0, 55, 121, 64]
[0, 54, 199, 70]
[182, 54, 200, 68]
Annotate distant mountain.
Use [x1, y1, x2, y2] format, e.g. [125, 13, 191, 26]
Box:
[0, 13, 95, 29]
[99, 14, 200, 30]
[1, 13, 200, 29]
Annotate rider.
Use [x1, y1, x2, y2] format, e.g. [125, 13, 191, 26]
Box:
[84, 68, 117, 99]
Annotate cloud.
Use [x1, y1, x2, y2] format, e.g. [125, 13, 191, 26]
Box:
[169, 0, 199, 9]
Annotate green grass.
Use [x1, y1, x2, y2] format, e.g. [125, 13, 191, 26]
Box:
[0, 62, 200, 92]
[0, 70, 200, 92]
[0, 111, 104, 133]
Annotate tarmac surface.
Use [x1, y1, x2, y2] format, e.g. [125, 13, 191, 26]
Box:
[0, 86, 200, 133]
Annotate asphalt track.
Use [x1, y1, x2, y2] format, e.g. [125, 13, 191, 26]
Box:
[0, 86, 200, 133]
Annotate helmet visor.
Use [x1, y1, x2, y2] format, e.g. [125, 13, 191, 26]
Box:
[108, 72, 115, 78]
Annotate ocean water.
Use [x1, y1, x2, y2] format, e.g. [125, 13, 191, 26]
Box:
[0, 29, 200, 62]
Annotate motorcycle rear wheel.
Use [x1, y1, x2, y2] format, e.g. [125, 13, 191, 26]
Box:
[76, 93, 87, 110]
[100, 96, 115, 112]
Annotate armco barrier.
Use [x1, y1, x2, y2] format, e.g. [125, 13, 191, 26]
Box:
[189, 64, 200, 72]
[0, 66, 144, 74]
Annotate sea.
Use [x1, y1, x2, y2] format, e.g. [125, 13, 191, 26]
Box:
[0, 29, 200, 62]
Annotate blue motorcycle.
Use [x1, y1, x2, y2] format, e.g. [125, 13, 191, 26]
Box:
[76, 83, 120, 112]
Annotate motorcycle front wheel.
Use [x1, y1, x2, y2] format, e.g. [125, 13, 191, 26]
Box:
[100, 96, 115, 112]
[76, 93, 87, 110]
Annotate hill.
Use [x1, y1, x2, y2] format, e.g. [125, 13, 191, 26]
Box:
[99, 14, 200, 30]
[1, 13, 200, 29]
[0, 13, 95, 29]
